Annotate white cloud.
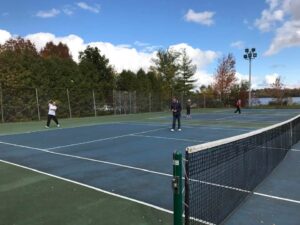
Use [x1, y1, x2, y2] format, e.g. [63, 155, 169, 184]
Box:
[88, 41, 155, 72]
[235, 72, 249, 83]
[76, 2, 100, 13]
[265, 20, 300, 55]
[265, 73, 279, 85]
[230, 41, 245, 49]
[62, 6, 74, 16]
[184, 9, 215, 26]
[282, 0, 300, 20]
[266, 0, 280, 10]
[133, 41, 162, 53]
[25, 33, 85, 60]
[36, 8, 60, 18]
[0, 29, 11, 44]
[255, 0, 300, 55]
[255, 9, 284, 32]
[134, 41, 149, 47]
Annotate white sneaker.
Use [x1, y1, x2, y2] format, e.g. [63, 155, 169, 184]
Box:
[178, 129, 182, 131]
[45, 126, 49, 128]
[57, 124, 60, 128]
[170, 129, 175, 132]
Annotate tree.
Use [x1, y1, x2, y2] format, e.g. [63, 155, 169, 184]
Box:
[213, 53, 237, 105]
[270, 76, 285, 105]
[78, 46, 115, 91]
[40, 42, 72, 59]
[0, 37, 44, 121]
[177, 49, 197, 95]
[229, 80, 249, 107]
[151, 49, 180, 97]
[136, 68, 151, 93]
[0, 37, 40, 87]
[116, 70, 137, 91]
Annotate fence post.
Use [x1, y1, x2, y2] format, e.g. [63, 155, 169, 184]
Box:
[92, 90, 97, 117]
[149, 92, 152, 113]
[129, 92, 132, 114]
[134, 91, 136, 113]
[113, 90, 116, 115]
[173, 151, 183, 225]
[66, 89, 72, 118]
[119, 91, 122, 114]
[35, 88, 40, 121]
[0, 85, 4, 123]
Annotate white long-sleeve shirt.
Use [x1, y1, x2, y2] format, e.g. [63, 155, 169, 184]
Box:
[48, 103, 57, 116]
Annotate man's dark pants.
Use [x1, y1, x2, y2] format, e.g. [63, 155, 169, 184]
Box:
[172, 114, 181, 129]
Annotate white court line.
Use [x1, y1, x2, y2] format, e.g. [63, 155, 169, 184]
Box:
[0, 121, 125, 137]
[0, 140, 172, 178]
[1, 140, 299, 205]
[0, 159, 173, 215]
[291, 148, 300, 152]
[131, 134, 205, 143]
[189, 179, 300, 204]
[119, 121, 252, 131]
[46, 127, 165, 150]
[147, 116, 169, 120]
[215, 115, 238, 121]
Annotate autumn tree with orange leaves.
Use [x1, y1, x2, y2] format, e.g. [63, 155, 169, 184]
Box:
[213, 53, 237, 105]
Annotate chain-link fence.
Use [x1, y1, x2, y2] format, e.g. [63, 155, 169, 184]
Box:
[0, 86, 223, 123]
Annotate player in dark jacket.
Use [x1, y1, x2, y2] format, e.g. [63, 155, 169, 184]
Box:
[170, 97, 182, 131]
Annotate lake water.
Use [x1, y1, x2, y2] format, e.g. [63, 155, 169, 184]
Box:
[255, 97, 300, 105]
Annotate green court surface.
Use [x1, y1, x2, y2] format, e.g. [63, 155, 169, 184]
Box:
[0, 161, 172, 225]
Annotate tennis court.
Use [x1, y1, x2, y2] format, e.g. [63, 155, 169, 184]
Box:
[0, 108, 299, 225]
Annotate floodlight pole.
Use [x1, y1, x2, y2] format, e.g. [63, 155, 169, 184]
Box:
[248, 58, 252, 107]
[244, 48, 257, 107]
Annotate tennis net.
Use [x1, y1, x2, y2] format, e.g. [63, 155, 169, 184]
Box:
[184, 114, 300, 225]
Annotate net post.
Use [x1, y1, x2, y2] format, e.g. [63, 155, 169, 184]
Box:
[173, 151, 183, 225]
[184, 151, 190, 225]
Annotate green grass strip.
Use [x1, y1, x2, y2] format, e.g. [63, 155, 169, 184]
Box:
[0, 160, 172, 225]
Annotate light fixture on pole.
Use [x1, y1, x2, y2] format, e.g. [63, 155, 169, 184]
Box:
[244, 48, 257, 107]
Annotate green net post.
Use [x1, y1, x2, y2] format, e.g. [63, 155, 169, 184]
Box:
[173, 151, 183, 225]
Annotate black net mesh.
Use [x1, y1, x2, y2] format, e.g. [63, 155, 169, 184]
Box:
[185, 115, 300, 225]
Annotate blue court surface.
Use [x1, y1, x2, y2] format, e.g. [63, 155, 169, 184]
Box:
[0, 108, 300, 224]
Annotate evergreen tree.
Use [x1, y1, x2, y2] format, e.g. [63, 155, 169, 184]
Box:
[151, 49, 180, 97]
[116, 70, 137, 91]
[177, 49, 197, 95]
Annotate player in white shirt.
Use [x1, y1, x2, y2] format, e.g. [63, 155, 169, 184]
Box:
[45, 100, 60, 128]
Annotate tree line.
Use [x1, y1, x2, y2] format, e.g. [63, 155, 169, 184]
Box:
[1, 37, 298, 121]
[0, 37, 197, 95]
[0, 37, 198, 121]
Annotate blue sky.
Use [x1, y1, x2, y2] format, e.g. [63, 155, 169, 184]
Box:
[1, 0, 300, 89]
